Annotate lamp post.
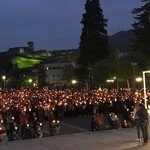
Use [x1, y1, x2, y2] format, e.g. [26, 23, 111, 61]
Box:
[135, 77, 142, 82]
[2, 75, 6, 89]
[72, 80, 77, 85]
[106, 79, 114, 83]
[131, 62, 137, 91]
[28, 78, 33, 87]
[106, 78, 114, 89]
[87, 66, 92, 90]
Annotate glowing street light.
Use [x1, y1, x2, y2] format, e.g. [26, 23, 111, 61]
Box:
[33, 83, 37, 87]
[2, 75, 6, 89]
[28, 78, 32, 84]
[106, 79, 114, 83]
[72, 80, 77, 84]
[135, 77, 142, 82]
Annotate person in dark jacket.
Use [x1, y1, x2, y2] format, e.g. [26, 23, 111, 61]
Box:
[133, 102, 141, 141]
[136, 103, 148, 143]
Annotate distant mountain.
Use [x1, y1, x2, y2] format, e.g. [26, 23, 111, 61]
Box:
[109, 30, 135, 52]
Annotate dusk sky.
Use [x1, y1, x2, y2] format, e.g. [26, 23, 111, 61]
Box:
[0, 0, 142, 52]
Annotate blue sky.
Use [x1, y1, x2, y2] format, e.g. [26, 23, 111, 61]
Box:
[0, 0, 142, 52]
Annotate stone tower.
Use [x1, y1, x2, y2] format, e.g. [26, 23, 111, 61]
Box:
[27, 41, 34, 52]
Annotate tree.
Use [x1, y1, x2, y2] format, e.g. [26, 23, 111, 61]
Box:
[92, 59, 113, 87]
[131, 0, 150, 55]
[78, 0, 108, 66]
[37, 64, 46, 87]
[8, 68, 24, 88]
[62, 64, 75, 83]
[74, 66, 89, 88]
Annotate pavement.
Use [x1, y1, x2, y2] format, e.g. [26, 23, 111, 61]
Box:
[0, 128, 150, 150]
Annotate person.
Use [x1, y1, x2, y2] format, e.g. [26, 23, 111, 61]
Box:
[19, 111, 29, 139]
[109, 112, 121, 129]
[122, 104, 130, 127]
[48, 111, 56, 136]
[136, 103, 149, 143]
[91, 114, 96, 131]
[0, 122, 7, 142]
[133, 102, 141, 142]
[6, 113, 14, 140]
[30, 112, 38, 137]
[12, 122, 20, 140]
[93, 113, 105, 131]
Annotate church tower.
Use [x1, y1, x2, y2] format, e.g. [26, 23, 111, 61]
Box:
[27, 41, 34, 52]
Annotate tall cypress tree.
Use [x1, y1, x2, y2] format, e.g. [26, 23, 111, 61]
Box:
[132, 0, 150, 54]
[37, 64, 46, 87]
[78, 0, 108, 66]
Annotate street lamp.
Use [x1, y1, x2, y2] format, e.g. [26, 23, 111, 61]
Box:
[71, 79, 77, 90]
[135, 77, 142, 82]
[72, 80, 77, 85]
[28, 78, 32, 83]
[106, 79, 114, 83]
[131, 62, 137, 91]
[135, 77, 142, 90]
[2, 75, 6, 89]
[87, 66, 92, 90]
[142, 70, 150, 108]
[28, 78, 33, 87]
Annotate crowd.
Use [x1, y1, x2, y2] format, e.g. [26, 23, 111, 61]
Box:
[0, 87, 150, 141]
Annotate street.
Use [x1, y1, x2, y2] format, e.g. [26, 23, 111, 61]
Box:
[1, 115, 150, 150]
[43, 115, 92, 136]
[1, 127, 150, 150]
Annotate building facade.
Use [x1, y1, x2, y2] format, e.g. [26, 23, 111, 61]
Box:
[44, 62, 76, 84]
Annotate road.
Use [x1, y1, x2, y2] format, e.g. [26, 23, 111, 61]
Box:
[43, 115, 92, 136]
[1, 128, 150, 150]
[1, 116, 150, 150]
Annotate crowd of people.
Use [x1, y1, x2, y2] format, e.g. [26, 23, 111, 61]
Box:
[0, 87, 149, 141]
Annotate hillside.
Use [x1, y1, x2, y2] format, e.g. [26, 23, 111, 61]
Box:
[109, 30, 135, 52]
[0, 30, 135, 68]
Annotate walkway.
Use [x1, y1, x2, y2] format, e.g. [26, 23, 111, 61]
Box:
[0, 128, 150, 150]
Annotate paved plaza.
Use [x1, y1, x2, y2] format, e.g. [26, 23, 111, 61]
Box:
[0, 128, 150, 150]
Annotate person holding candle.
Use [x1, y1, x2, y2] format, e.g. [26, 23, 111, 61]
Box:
[136, 103, 149, 143]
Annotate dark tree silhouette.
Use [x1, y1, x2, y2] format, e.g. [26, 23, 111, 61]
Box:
[78, 0, 108, 67]
[132, 0, 150, 55]
[37, 64, 46, 87]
